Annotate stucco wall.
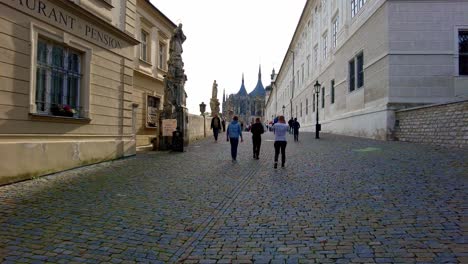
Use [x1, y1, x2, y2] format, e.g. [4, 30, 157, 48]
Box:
[187, 114, 212, 143]
[395, 100, 468, 148]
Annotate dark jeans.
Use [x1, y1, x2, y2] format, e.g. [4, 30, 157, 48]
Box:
[274, 141, 287, 165]
[294, 131, 299, 141]
[213, 128, 219, 141]
[252, 136, 261, 157]
[229, 137, 239, 160]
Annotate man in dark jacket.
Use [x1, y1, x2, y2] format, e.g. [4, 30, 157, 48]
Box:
[292, 118, 300, 142]
[288, 118, 294, 134]
[250, 117, 265, 159]
[210, 114, 221, 142]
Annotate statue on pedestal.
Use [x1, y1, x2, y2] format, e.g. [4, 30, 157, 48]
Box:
[210, 80, 220, 116]
[161, 24, 188, 151]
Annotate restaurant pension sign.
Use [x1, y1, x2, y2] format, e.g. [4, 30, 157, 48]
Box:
[2, 0, 123, 49]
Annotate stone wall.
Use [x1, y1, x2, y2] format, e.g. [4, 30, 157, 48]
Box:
[395, 100, 467, 148]
[187, 114, 212, 143]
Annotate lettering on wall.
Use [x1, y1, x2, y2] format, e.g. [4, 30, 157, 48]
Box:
[4, 0, 122, 49]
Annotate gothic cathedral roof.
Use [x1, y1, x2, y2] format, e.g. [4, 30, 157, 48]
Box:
[248, 65, 265, 97]
[236, 73, 248, 96]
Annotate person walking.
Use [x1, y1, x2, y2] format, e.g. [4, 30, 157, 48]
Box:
[272, 115, 289, 169]
[250, 117, 265, 159]
[221, 118, 226, 132]
[227, 116, 243, 162]
[288, 118, 294, 134]
[210, 113, 221, 142]
[292, 118, 301, 142]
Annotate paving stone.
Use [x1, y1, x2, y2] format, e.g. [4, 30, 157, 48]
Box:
[0, 133, 466, 263]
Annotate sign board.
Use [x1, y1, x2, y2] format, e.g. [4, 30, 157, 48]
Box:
[162, 119, 177, 136]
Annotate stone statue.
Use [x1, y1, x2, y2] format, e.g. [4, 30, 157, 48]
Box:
[212, 80, 218, 99]
[161, 23, 188, 150]
[210, 80, 220, 116]
[170, 23, 186, 57]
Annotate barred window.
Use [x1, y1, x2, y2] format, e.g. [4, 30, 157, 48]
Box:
[36, 39, 81, 117]
[351, 0, 367, 18]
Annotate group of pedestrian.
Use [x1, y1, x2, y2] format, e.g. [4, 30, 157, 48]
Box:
[213, 114, 301, 169]
[288, 117, 301, 141]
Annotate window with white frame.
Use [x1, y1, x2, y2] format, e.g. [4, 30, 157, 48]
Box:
[332, 16, 339, 48]
[307, 55, 311, 77]
[323, 33, 328, 60]
[36, 38, 82, 117]
[459, 30, 468, 75]
[140, 30, 149, 61]
[301, 64, 305, 84]
[158, 42, 166, 70]
[321, 87, 325, 108]
[351, 0, 367, 18]
[314, 45, 318, 66]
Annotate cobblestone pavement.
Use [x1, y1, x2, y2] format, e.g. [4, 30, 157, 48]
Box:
[1, 132, 467, 263]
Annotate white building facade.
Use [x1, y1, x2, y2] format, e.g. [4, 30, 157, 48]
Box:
[265, 0, 468, 140]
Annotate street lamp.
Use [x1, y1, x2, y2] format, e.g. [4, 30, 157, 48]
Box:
[282, 105, 285, 116]
[314, 81, 321, 139]
[199, 102, 206, 137]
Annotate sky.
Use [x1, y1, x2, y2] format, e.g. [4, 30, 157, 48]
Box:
[151, 0, 307, 114]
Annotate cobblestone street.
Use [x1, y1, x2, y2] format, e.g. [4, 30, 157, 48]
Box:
[1, 132, 467, 263]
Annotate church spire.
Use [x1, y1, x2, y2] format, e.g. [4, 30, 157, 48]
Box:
[237, 73, 248, 96]
[223, 88, 225, 103]
[258, 65, 261, 80]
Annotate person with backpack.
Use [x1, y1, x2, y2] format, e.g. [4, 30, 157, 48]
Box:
[227, 116, 243, 162]
[292, 118, 301, 142]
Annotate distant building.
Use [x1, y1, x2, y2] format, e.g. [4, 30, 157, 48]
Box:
[265, 0, 468, 140]
[223, 66, 266, 126]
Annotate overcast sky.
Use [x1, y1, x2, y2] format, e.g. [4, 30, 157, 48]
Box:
[151, 0, 307, 114]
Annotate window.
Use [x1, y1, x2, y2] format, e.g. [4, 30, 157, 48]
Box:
[140, 30, 149, 61]
[323, 33, 328, 59]
[297, 70, 300, 86]
[306, 99, 309, 115]
[300, 102, 303, 117]
[357, 53, 364, 88]
[349, 59, 355, 91]
[331, 79, 335, 104]
[301, 64, 305, 83]
[351, 0, 367, 18]
[158, 42, 166, 70]
[295, 105, 298, 118]
[36, 38, 82, 117]
[314, 45, 318, 66]
[332, 16, 339, 48]
[313, 94, 316, 112]
[307, 55, 311, 77]
[459, 30, 468, 75]
[146, 95, 160, 128]
[321, 87, 325, 108]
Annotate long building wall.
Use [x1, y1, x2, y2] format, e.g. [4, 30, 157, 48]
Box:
[267, 0, 468, 140]
[0, 0, 138, 185]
